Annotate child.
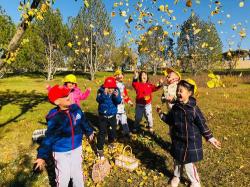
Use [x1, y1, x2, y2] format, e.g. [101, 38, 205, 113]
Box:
[132, 70, 163, 132]
[96, 77, 122, 159]
[32, 74, 92, 142]
[34, 85, 94, 187]
[161, 68, 181, 109]
[156, 79, 221, 187]
[114, 69, 133, 137]
[46, 74, 91, 107]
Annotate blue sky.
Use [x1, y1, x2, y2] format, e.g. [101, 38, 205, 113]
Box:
[0, 0, 249, 52]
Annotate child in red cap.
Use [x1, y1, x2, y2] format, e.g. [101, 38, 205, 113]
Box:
[96, 77, 122, 159]
[34, 85, 94, 187]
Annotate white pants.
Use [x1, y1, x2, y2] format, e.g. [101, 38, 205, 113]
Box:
[174, 160, 200, 185]
[53, 146, 84, 187]
[116, 113, 130, 134]
[134, 103, 153, 128]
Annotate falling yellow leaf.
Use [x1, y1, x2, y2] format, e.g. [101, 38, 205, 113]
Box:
[111, 11, 116, 17]
[120, 11, 127, 17]
[77, 42, 81, 46]
[239, 29, 246, 38]
[84, 0, 89, 8]
[158, 5, 165, 12]
[239, 1, 244, 7]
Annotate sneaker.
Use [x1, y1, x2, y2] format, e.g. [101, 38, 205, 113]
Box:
[97, 149, 105, 160]
[190, 182, 201, 187]
[171, 176, 180, 187]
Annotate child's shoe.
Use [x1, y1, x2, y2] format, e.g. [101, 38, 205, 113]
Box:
[97, 149, 105, 160]
[170, 176, 180, 187]
[190, 182, 201, 187]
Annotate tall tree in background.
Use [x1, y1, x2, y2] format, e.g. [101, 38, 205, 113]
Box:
[0, 6, 16, 77]
[35, 8, 69, 80]
[177, 13, 222, 75]
[138, 25, 174, 75]
[14, 25, 46, 73]
[68, 0, 115, 80]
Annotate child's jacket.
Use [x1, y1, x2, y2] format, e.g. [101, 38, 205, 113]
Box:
[70, 87, 91, 107]
[160, 97, 213, 164]
[132, 78, 161, 105]
[37, 104, 93, 159]
[116, 81, 132, 113]
[96, 86, 122, 116]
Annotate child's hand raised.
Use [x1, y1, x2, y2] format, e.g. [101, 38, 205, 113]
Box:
[104, 88, 109, 95]
[113, 90, 119, 96]
[208, 137, 221, 149]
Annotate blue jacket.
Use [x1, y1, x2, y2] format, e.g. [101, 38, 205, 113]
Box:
[96, 86, 122, 116]
[160, 97, 213, 164]
[37, 104, 93, 159]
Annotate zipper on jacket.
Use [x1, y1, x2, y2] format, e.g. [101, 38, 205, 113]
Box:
[66, 111, 74, 150]
[179, 106, 189, 162]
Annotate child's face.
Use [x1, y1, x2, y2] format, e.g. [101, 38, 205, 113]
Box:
[66, 82, 76, 89]
[141, 72, 148, 83]
[177, 85, 192, 103]
[55, 96, 71, 109]
[167, 72, 179, 84]
[115, 74, 124, 82]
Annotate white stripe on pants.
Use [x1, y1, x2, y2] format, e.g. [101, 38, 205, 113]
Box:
[174, 160, 200, 185]
[53, 146, 84, 187]
[134, 103, 153, 128]
[116, 113, 130, 134]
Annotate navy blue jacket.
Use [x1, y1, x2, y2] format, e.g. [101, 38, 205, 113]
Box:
[96, 86, 122, 116]
[160, 97, 213, 164]
[37, 104, 93, 159]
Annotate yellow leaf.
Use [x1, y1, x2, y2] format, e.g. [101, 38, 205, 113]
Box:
[120, 11, 127, 17]
[103, 30, 110, 36]
[239, 1, 244, 7]
[84, 0, 89, 8]
[158, 5, 165, 12]
[67, 42, 73, 48]
[207, 80, 215, 88]
[208, 73, 216, 79]
[111, 11, 116, 17]
[194, 28, 201, 35]
[77, 42, 81, 46]
[127, 179, 132, 183]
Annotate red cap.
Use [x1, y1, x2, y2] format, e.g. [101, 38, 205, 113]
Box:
[48, 85, 71, 104]
[104, 77, 117, 88]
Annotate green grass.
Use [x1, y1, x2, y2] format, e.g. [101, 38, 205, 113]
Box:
[0, 72, 249, 187]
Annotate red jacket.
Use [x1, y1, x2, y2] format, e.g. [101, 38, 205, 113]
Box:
[132, 78, 161, 105]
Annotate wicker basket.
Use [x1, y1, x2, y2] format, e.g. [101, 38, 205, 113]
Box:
[115, 145, 139, 171]
[91, 159, 111, 183]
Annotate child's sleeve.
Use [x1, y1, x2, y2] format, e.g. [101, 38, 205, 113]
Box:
[194, 106, 213, 141]
[159, 110, 174, 126]
[37, 120, 61, 159]
[79, 88, 91, 101]
[132, 77, 138, 89]
[112, 88, 122, 104]
[80, 112, 93, 136]
[96, 88, 108, 103]
[123, 87, 132, 103]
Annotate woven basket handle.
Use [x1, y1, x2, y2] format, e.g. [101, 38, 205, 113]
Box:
[122, 145, 133, 157]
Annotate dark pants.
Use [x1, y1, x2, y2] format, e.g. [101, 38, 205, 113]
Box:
[97, 115, 117, 150]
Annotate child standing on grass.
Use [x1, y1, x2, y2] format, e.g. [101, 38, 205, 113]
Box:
[132, 70, 163, 132]
[161, 68, 181, 109]
[34, 85, 94, 187]
[114, 69, 133, 138]
[33, 74, 91, 142]
[96, 77, 122, 159]
[156, 79, 221, 187]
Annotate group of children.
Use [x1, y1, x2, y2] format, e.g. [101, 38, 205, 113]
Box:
[34, 69, 221, 187]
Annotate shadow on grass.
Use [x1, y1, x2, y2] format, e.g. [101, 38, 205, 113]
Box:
[0, 90, 47, 128]
[2, 154, 39, 187]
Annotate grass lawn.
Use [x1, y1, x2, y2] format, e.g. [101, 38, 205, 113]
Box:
[0, 72, 249, 187]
